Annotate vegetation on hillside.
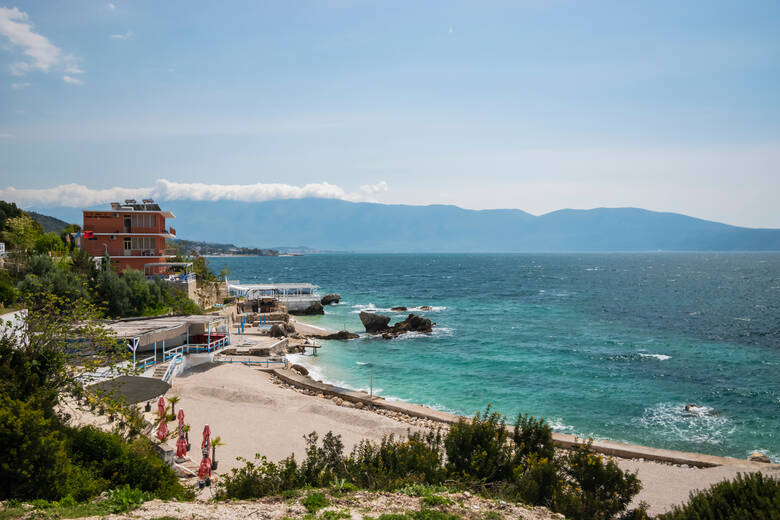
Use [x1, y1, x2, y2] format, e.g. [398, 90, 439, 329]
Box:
[170, 238, 278, 256]
[217, 407, 644, 520]
[0, 201, 200, 317]
[0, 294, 192, 505]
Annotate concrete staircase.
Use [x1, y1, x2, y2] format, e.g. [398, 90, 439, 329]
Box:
[152, 362, 170, 379]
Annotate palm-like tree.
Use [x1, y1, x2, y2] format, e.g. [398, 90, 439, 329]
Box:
[211, 436, 225, 469]
[168, 395, 181, 416]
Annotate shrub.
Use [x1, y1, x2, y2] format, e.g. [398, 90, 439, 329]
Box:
[512, 413, 555, 462]
[556, 441, 641, 520]
[62, 425, 187, 501]
[510, 453, 562, 507]
[420, 494, 453, 507]
[444, 406, 512, 483]
[347, 430, 445, 489]
[216, 454, 297, 499]
[657, 472, 780, 520]
[0, 397, 70, 500]
[104, 485, 150, 513]
[0, 269, 17, 307]
[301, 491, 329, 513]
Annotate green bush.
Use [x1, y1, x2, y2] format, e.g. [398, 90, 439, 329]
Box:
[556, 442, 641, 520]
[0, 397, 70, 500]
[444, 406, 512, 483]
[420, 494, 453, 507]
[657, 472, 780, 520]
[302, 491, 329, 513]
[217, 408, 641, 519]
[0, 269, 17, 307]
[104, 485, 150, 513]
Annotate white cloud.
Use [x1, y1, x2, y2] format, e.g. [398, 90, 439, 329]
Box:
[110, 31, 134, 40]
[0, 7, 62, 75]
[106, 3, 116, 10]
[360, 180, 388, 194]
[10, 81, 30, 89]
[62, 75, 83, 85]
[0, 179, 391, 207]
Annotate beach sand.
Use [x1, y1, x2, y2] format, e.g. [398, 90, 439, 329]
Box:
[170, 363, 779, 516]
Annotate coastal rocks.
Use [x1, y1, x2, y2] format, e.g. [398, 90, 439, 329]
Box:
[749, 452, 771, 463]
[391, 306, 408, 311]
[321, 293, 341, 305]
[321, 330, 360, 340]
[419, 305, 433, 311]
[291, 302, 325, 315]
[270, 322, 296, 337]
[269, 324, 285, 337]
[291, 364, 309, 376]
[360, 312, 434, 338]
[359, 311, 392, 333]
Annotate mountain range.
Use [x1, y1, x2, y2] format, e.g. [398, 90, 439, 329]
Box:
[30, 199, 780, 252]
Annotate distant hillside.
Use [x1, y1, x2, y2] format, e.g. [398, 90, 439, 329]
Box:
[170, 238, 278, 256]
[31, 199, 780, 252]
[28, 211, 74, 234]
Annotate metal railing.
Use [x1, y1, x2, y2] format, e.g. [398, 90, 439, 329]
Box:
[163, 354, 183, 383]
[214, 355, 288, 369]
[135, 355, 156, 371]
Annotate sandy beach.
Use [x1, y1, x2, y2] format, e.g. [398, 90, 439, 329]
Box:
[169, 362, 779, 516]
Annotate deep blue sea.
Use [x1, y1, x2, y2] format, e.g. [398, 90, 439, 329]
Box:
[207, 253, 780, 461]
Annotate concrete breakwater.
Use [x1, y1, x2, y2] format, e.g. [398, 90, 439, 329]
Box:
[270, 368, 778, 470]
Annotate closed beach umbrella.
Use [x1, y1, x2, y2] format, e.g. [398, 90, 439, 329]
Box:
[175, 409, 187, 458]
[156, 415, 168, 441]
[198, 424, 212, 479]
[157, 396, 166, 419]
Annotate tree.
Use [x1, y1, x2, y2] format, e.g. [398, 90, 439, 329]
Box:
[0, 270, 17, 308]
[211, 436, 225, 466]
[2, 215, 41, 252]
[34, 231, 66, 255]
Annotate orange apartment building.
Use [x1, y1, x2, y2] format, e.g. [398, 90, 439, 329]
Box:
[82, 199, 176, 272]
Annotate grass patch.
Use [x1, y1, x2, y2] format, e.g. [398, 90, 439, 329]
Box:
[420, 495, 454, 507]
[321, 509, 351, 520]
[302, 492, 330, 513]
[398, 484, 452, 497]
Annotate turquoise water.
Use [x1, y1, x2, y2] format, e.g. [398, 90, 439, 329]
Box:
[207, 253, 780, 461]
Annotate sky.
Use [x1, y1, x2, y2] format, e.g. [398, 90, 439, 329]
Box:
[0, 0, 779, 227]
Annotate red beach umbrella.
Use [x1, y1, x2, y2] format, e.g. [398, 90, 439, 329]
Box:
[176, 409, 187, 458]
[198, 424, 212, 479]
[156, 416, 169, 440]
[157, 396, 166, 419]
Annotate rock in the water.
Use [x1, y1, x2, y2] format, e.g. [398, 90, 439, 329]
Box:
[390, 306, 408, 311]
[269, 324, 286, 337]
[389, 314, 434, 335]
[321, 293, 341, 305]
[321, 330, 360, 340]
[361, 312, 434, 338]
[419, 305, 433, 311]
[291, 364, 309, 376]
[749, 452, 771, 463]
[291, 302, 324, 315]
[359, 311, 391, 333]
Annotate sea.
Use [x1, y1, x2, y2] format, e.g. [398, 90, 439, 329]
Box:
[206, 253, 780, 462]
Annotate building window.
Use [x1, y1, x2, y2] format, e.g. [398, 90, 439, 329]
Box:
[130, 237, 156, 250]
[124, 237, 131, 250]
[130, 214, 156, 228]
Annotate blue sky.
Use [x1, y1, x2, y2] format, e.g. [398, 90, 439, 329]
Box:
[1, 1, 779, 227]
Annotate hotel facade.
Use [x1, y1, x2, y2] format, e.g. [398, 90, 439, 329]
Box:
[82, 199, 176, 272]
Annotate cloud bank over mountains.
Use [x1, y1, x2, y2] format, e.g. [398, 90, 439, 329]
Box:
[0, 179, 390, 207]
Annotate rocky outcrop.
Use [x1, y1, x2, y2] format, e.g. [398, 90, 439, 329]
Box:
[748, 452, 771, 463]
[321, 294, 341, 305]
[390, 306, 407, 311]
[419, 306, 433, 311]
[269, 324, 286, 337]
[270, 322, 296, 337]
[291, 364, 309, 376]
[359, 312, 391, 333]
[290, 302, 324, 315]
[360, 312, 434, 338]
[321, 330, 360, 340]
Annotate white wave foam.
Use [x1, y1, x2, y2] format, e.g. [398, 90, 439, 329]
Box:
[634, 403, 734, 445]
[355, 361, 367, 366]
[548, 419, 576, 434]
[638, 353, 671, 361]
[350, 303, 447, 314]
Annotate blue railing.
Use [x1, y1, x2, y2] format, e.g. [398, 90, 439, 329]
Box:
[214, 356, 289, 369]
[163, 354, 183, 383]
